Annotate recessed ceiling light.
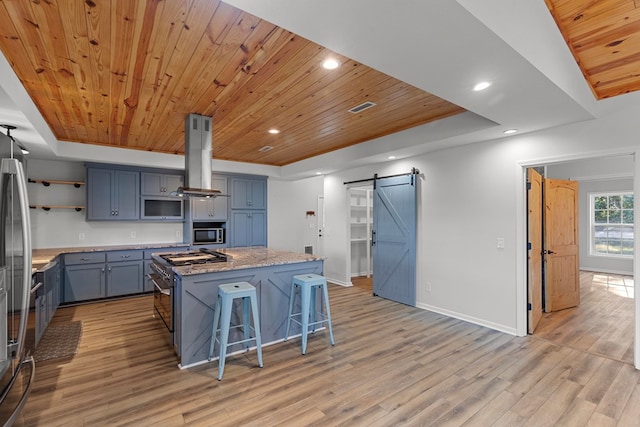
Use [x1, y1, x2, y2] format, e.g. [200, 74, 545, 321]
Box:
[388, 156, 396, 160]
[473, 81, 492, 91]
[258, 145, 274, 152]
[503, 129, 517, 134]
[322, 59, 340, 70]
[268, 129, 279, 134]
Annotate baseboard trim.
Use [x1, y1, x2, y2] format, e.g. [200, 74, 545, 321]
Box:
[415, 302, 518, 336]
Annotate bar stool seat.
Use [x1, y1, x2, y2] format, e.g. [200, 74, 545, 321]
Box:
[285, 273, 335, 354]
[208, 281, 263, 380]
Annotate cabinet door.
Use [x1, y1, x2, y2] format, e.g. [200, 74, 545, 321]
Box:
[231, 178, 266, 209]
[191, 198, 215, 220]
[164, 174, 184, 194]
[249, 210, 267, 246]
[211, 176, 228, 219]
[113, 170, 139, 219]
[141, 173, 183, 196]
[249, 179, 266, 209]
[141, 173, 164, 196]
[231, 210, 251, 247]
[231, 210, 266, 247]
[64, 264, 105, 302]
[107, 261, 143, 296]
[87, 168, 114, 220]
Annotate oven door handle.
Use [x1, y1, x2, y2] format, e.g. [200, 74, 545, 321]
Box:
[149, 274, 171, 295]
[30, 281, 43, 295]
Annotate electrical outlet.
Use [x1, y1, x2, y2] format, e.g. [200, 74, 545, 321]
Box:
[78, 232, 85, 240]
[426, 282, 432, 292]
[496, 237, 505, 249]
[131, 231, 136, 239]
[175, 230, 182, 238]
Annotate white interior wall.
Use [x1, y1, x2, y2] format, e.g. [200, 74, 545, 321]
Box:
[321, 102, 640, 340]
[28, 158, 183, 249]
[267, 176, 323, 253]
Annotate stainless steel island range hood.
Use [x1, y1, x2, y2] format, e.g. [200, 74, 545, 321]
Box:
[172, 113, 223, 198]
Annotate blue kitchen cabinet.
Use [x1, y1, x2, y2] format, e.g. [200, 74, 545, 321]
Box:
[64, 263, 106, 302]
[230, 210, 266, 247]
[141, 172, 184, 196]
[230, 177, 266, 210]
[191, 175, 228, 220]
[43, 260, 61, 324]
[87, 168, 140, 220]
[63, 250, 146, 302]
[106, 250, 144, 297]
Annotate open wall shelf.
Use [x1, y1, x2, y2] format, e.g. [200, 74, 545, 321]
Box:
[28, 178, 85, 188]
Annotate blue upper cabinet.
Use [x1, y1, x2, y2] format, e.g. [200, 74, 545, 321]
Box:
[230, 177, 266, 210]
[87, 168, 140, 220]
[192, 175, 228, 221]
[141, 172, 184, 196]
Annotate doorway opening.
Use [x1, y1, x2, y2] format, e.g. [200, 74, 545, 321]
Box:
[348, 185, 373, 292]
[525, 155, 635, 365]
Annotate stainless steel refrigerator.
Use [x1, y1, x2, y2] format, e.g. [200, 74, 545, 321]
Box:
[0, 130, 33, 426]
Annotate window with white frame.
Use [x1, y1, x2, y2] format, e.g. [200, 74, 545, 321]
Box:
[591, 192, 634, 257]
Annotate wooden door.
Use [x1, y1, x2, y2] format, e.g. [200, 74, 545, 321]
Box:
[372, 174, 417, 306]
[527, 169, 543, 333]
[544, 179, 579, 312]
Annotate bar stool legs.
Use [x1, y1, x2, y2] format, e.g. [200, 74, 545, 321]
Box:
[209, 282, 263, 380]
[285, 274, 335, 354]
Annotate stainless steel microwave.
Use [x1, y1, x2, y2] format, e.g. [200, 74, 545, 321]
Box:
[193, 228, 224, 244]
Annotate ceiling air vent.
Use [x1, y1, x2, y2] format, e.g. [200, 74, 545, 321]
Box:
[348, 101, 377, 114]
[259, 145, 274, 152]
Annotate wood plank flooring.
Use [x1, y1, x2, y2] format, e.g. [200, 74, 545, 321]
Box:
[16, 277, 640, 426]
[534, 271, 634, 365]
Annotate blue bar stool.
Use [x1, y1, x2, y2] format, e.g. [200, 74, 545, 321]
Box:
[208, 281, 263, 380]
[285, 273, 335, 354]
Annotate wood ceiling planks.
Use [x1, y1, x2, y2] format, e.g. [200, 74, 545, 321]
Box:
[0, 0, 464, 166]
[545, 0, 640, 99]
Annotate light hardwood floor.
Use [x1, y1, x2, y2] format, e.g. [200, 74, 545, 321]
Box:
[534, 271, 634, 365]
[17, 279, 640, 426]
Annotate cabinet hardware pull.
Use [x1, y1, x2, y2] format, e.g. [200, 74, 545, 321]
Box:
[121, 255, 131, 258]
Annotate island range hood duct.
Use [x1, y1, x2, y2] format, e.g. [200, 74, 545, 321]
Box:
[172, 113, 222, 198]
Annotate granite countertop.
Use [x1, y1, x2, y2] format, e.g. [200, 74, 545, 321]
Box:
[172, 247, 324, 276]
[31, 243, 190, 271]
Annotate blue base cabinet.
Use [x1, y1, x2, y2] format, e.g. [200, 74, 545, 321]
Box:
[64, 263, 106, 302]
[63, 250, 146, 303]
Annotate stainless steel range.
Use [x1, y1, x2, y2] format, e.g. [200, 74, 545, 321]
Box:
[149, 249, 229, 334]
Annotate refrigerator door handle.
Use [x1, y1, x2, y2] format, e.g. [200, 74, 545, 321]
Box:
[1, 159, 33, 361]
[2, 356, 34, 427]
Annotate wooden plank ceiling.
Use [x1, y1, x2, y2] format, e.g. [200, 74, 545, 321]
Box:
[545, 0, 640, 100]
[0, 0, 465, 166]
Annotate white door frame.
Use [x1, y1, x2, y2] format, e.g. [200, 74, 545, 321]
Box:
[316, 195, 325, 257]
[515, 149, 639, 369]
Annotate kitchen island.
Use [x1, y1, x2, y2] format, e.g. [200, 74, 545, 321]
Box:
[161, 247, 324, 368]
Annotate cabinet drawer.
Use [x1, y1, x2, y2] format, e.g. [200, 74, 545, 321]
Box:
[107, 250, 143, 262]
[65, 252, 106, 265]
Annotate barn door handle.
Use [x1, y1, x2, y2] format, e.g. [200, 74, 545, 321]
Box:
[371, 230, 376, 246]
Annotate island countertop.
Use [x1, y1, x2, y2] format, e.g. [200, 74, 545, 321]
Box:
[171, 247, 324, 276]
